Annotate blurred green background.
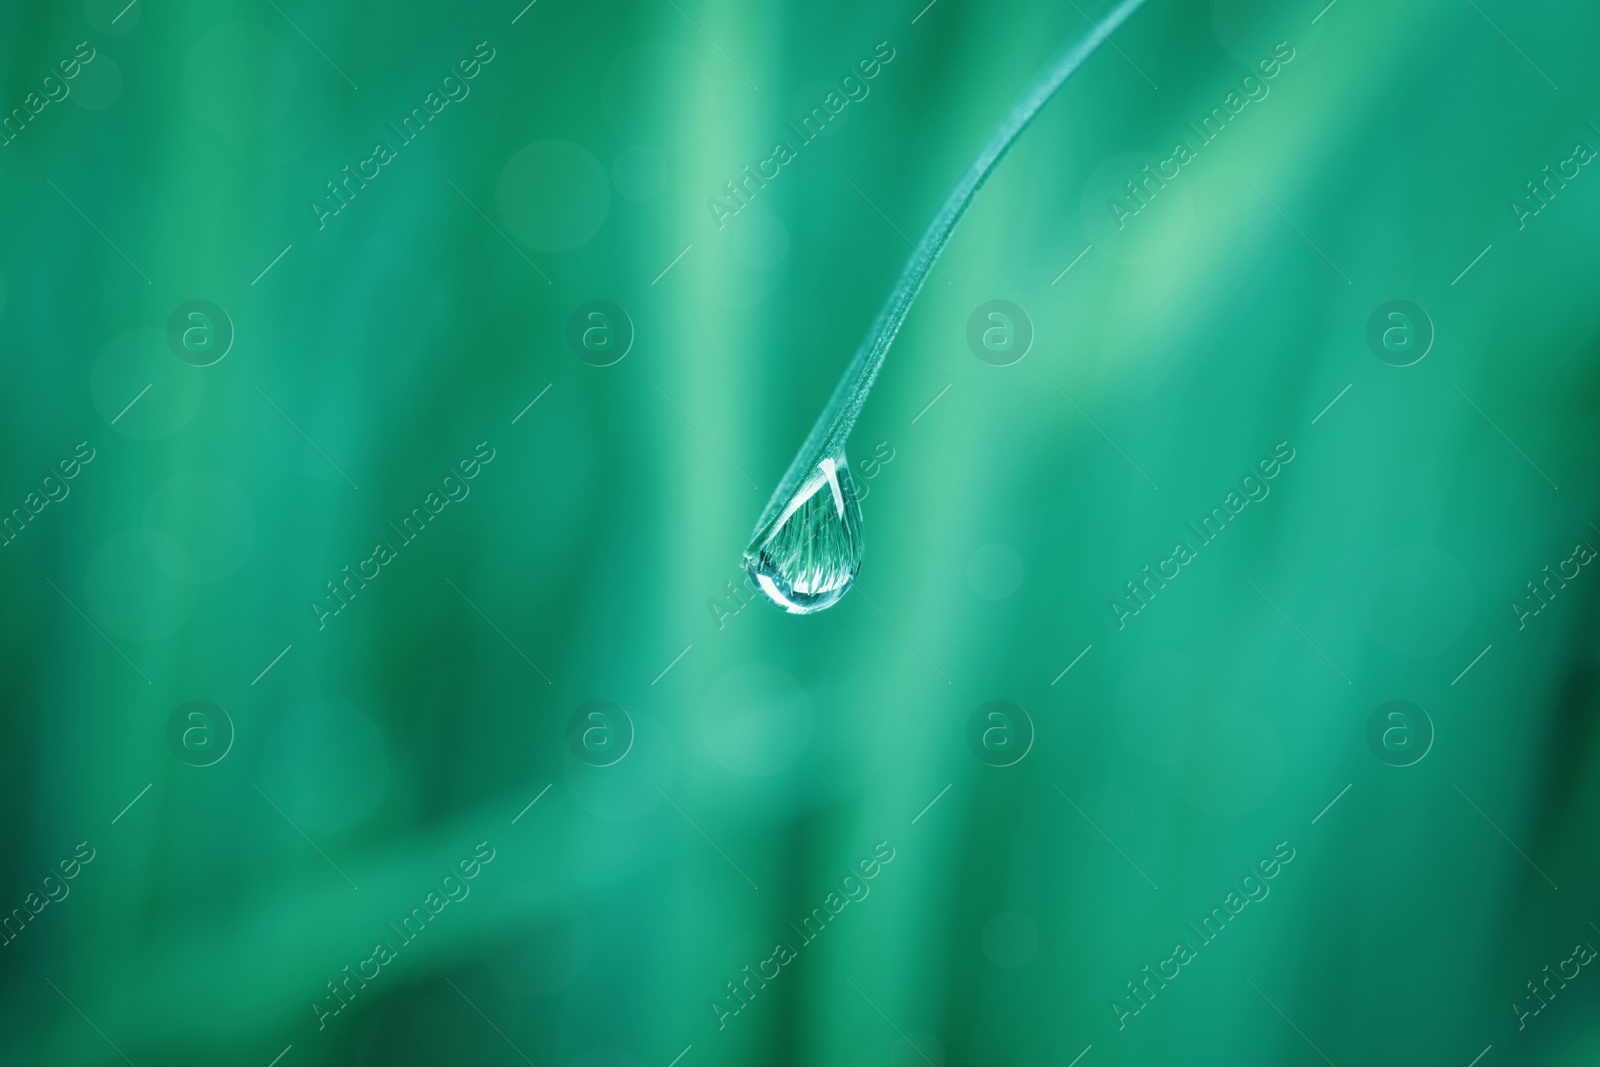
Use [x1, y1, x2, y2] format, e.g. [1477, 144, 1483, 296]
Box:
[3, 0, 1600, 1063]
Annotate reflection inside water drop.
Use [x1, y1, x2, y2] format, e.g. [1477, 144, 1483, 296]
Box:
[745, 453, 863, 614]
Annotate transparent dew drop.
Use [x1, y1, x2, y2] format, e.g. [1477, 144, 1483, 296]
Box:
[745, 453, 864, 614]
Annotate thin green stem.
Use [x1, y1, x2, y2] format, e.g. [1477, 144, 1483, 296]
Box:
[748, 0, 1149, 549]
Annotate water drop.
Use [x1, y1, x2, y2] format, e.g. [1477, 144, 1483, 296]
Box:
[745, 453, 863, 614]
